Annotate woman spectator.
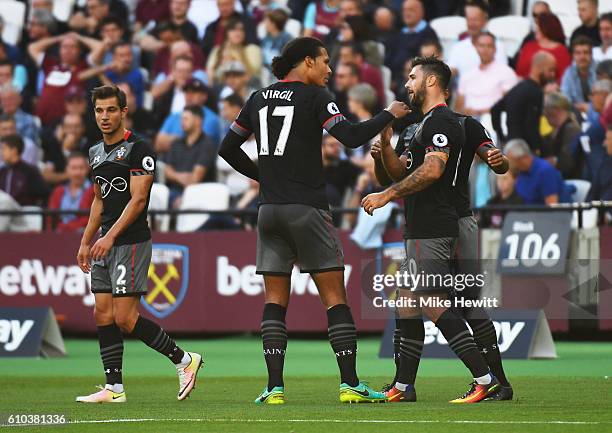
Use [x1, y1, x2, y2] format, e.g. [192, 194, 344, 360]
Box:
[331, 16, 382, 67]
[261, 9, 292, 73]
[206, 18, 262, 85]
[515, 13, 571, 83]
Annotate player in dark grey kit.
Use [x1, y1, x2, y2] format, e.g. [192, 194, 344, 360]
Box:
[219, 37, 410, 404]
[76, 85, 202, 403]
[362, 57, 499, 403]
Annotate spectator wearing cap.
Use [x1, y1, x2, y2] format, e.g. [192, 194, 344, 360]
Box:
[573, 79, 611, 182]
[386, 0, 438, 84]
[0, 85, 40, 145]
[0, 134, 47, 206]
[506, 138, 570, 205]
[0, 114, 40, 167]
[165, 105, 217, 208]
[570, 0, 601, 46]
[261, 9, 293, 74]
[201, 0, 258, 58]
[41, 113, 89, 184]
[47, 152, 94, 232]
[594, 13, 612, 62]
[542, 92, 583, 178]
[206, 18, 262, 85]
[152, 55, 203, 124]
[515, 13, 571, 83]
[0, 60, 27, 93]
[217, 61, 257, 101]
[561, 36, 597, 113]
[337, 42, 385, 106]
[28, 33, 101, 126]
[586, 122, 612, 205]
[447, 0, 507, 79]
[80, 42, 145, 107]
[455, 32, 518, 117]
[492, 51, 557, 152]
[156, 78, 221, 153]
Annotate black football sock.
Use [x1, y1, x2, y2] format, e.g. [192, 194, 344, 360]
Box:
[98, 324, 124, 386]
[131, 316, 185, 364]
[435, 309, 489, 379]
[467, 308, 510, 387]
[392, 319, 401, 383]
[395, 317, 425, 387]
[327, 304, 359, 387]
[261, 303, 288, 391]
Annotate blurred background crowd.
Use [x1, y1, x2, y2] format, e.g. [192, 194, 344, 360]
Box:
[0, 0, 611, 233]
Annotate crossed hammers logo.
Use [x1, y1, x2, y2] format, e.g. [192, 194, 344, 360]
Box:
[146, 263, 180, 304]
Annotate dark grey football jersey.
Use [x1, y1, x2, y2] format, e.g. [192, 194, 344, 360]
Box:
[89, 130, 156, 245]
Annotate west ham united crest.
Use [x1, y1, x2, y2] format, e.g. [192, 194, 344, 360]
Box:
[141, 244, 189, 319]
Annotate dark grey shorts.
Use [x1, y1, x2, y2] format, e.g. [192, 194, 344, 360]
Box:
[91, 240, 152, 297]
[256, 204, 345, 275]
[400, 237, 456, 293]
[455, 215, 481, 299]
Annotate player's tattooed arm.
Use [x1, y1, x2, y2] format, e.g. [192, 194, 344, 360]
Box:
[476, 145, 509, 174]
[78, 183, 103, 273]
[219, 130, 259, 181]
[361, 152, 447, 216]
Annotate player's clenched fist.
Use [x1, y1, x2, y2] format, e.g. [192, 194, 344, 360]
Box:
[487, 148, 504, 167]
[385, 101, 411, 118]
[361, 190, 393, 215]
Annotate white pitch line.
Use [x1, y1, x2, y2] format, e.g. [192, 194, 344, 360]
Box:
[2, 418, 609, 428]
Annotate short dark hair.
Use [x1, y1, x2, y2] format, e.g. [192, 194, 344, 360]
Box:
[340, 41, 365, 58]
[410, 56, 452, 90]
[111, 41, 131, 54]
[338, 62, 360, 77]
[271, 37, 325, 79]
[465, 0, 489, 14]
[99, 15, 123, 31]
[596, 59, 612, 78]
[571, 34, 594, 52]
[91, 85, 127, 110]
[421, 39, 443, 55]
[0, 59, 13, 71]
[223, 93, 244, 108]
[601, 12, 612, 24]
[183, 104, 203, 118]
[1, 134, 24, 155]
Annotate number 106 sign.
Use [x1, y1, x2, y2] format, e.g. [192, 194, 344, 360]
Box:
[497, 212, 572, 275]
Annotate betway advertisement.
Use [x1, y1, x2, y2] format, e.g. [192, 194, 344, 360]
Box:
[0, 232, 390, 333]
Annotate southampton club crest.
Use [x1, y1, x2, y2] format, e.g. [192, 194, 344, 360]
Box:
[141, 244, 189, 319]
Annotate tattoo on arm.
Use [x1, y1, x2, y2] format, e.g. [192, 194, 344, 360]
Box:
[390, 154, 447, 198]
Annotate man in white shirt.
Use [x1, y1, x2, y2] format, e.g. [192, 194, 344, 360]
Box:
[455, 32, 518, 116]
[447, 0, 506, 78]
[593, 13, 612, 62]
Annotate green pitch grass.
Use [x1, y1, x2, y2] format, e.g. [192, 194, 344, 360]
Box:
[1, 338, 611, 433]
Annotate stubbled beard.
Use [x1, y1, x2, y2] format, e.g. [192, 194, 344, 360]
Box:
[408, 81, 426, 110]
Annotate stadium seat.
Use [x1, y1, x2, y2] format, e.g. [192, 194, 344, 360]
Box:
[285, 18, 302, 39]
[52, 0, 76, 23]
[488, 16, 531, 58]
[0, 0, 26, 45]
[545, 0, 577, 17]
[571, 209, 598, 229]
[600, 0, 612, 14]
[176, 183, 230, 232]
[381, 65, 392, 91]
[20, 206, 43, 232]
[558, 14, 582, 43]
[565, 179, 591, 203]
[429, 16, 467, 58]
[148, 183, 170, 232]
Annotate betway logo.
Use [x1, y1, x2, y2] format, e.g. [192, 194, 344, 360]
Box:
[0, 319, 34, 351]
[0, 260, 95, 306]
[424, 320, 525, 353]
[217, 256, 352, 296]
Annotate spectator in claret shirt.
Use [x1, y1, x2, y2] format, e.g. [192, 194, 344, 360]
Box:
[47, 152, 94, 232]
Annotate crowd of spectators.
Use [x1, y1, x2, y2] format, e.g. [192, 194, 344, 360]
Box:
[0, 0, 611, 232]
